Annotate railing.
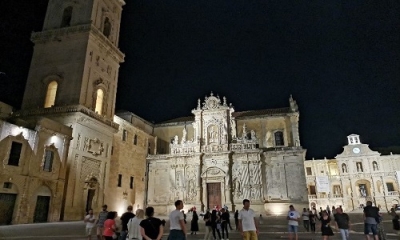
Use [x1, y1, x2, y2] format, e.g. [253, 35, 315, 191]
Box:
[308, 195, 317, 199]
[387, 191, 399, 196]
[230, 143, 257, 151]
[332, 194, 343, 198]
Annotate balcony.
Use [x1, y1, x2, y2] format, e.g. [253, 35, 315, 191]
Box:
[387, 191, 399, 196]
[308, 195, 317, 199]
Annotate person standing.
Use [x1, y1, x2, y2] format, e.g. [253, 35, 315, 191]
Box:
[363, 201, 380, 240]
[103, 211, 118, 240]
[234, 210, 239, 230]
[211, 210, 222, 240]
[238, 199, 258, 240]
[319, 211, 334, 240]
[95, 205, 108, 240]
[140, 207, 164, 240]
[309, 209, 317, 234]
[334, 207, 350, 240]
[168, 200, 186, 240]
[120, 206, 135, 240]
[301, 208, 310, 232]
[190, 210, 199, 235]
[127, 209, 144, 240]
[220, 208, 230, 240]
[84, 209, 96, 240]
[203, 209, 212, 240]
[287, 205, 300, 240]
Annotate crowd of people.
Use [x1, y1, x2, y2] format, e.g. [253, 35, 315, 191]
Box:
[82, 199, 400, 240]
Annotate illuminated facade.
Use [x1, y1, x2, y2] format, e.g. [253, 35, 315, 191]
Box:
[146, 93, 308, 215]
[305, 134, 400, 212]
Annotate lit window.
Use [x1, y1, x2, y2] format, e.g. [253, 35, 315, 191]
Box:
[43, 150, 54, 172]
[44, 81, 58, 108]
[95, 89, 104, 115]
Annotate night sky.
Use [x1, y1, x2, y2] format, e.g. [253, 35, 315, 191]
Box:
[0, 1, 399, 159]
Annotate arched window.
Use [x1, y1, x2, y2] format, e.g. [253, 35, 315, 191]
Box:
[372, 161, 379, 171]
[103, 17, 111, 38]
[60, 6, 73, 28]
[133, 134, 138, 145]
[274, 131, 284, 146]
[44, 81, 58, 108]
[95, 89, 104, 115]
[341, 163, 348, 173]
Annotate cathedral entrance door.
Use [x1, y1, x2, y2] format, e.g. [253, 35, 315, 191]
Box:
[33, 196, 50, 223]
[207, 183, 221, 209]
[86, 189, 95, 213]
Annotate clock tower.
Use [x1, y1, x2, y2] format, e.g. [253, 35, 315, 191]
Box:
[19, 0, 126, 220]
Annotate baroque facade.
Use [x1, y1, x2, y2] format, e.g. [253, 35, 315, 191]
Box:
[147, 93, 308, 215]
[305, 134, 400, 212]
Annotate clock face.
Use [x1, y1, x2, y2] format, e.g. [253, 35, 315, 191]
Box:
[353, 147, 360, 154]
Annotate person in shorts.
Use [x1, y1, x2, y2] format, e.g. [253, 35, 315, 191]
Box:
[287, 205, 300, 240]
[363, 201, 380, 240]
[334, 207, 350, 240]
[84, 209, 96, 240]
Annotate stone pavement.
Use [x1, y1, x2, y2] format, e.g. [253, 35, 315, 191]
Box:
[0, 213, 399, 240]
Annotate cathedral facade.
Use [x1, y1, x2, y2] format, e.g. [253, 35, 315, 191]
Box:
[147, 93, 308, 215]
[305, 134, 400, 212]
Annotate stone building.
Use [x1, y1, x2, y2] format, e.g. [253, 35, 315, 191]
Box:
[0, 117, 72, 225]
[146, 93, 308, 215]
[305, 134, 400, 212]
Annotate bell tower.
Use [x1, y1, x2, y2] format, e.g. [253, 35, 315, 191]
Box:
[19, 0, 126, 220]
[22, 0, 125, 119]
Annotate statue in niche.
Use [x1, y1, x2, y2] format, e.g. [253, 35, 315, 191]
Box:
[342, 164, 347, 173]
[181, 128, 187, 144]
[251, 130, 256, 140]
[373, 162, 378, 171]
[359, 184, 367, 197]
[173, 135, 179, 145]
[242, 124, 247, 139]
[265, 131, 272, 148]
[208, 126, 218, 143]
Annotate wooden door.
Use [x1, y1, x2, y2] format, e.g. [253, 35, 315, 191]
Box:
[0, 193, 17, 225]
[34, 196, 50, 223]
[86, 189, 95, 213]
[207, 183, 221, 209]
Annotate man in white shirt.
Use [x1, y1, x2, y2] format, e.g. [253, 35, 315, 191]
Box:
[84, 209, 96, 240]
[168, 200, 186, 240]
[238, 199, 259, 240]
[287, 205, 301, 240]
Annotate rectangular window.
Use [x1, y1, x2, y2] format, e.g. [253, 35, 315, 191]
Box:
[306, 167, 312, 176]
[3, 182, 12, 189]
[8, 142, 22, 166]
[356, 162, 363, 172]
[117, 174, 122, 187]
[122, 130, 127, 141]
[309, 185, 316, 194]
[130, 176, 134, 189]
[387, 182, 395, 192]
[43, 150, 54, 172]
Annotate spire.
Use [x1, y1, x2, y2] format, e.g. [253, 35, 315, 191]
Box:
[289, 94, 298, 112]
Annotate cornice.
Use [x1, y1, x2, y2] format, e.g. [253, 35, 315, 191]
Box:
[30, 23, 125, 63]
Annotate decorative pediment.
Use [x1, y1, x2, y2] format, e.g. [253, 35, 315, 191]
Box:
[201, 92, 228, 110]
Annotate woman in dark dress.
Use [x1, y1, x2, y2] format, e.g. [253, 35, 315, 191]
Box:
[190, 211, 199, 235]
[319, 210, 334, 240]
[309, 210, 317, 233]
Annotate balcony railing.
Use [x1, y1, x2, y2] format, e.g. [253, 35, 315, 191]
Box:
[387, 191, 399, 196]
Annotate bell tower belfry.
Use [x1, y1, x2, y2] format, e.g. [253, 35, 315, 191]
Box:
[22, 0, 125, 118]
[19, 0, 126, 221]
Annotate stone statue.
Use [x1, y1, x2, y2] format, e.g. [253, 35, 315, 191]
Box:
[173, 135, 179, 145]
[181, 128, 187, 144]
[359, 185, 367, 197]
[251, 130, 256, 140]
[242, 123, 247, 139]
[197, 99, 201, 110]
[265, 131, 272, 148]
[373, 162, 378, 171]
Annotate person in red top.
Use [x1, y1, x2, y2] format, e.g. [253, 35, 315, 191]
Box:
[103, 211, 117, 240]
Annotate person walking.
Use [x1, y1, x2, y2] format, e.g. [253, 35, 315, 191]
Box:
[84, 209, 96, 240]
[287, 205, 300, 240]
[309, 209, 317, 234]
[127, 209, 144, 240]
[221, 208, 230, 240]
[168, 200, 186, 240]
[334, 207, 350, 240]
[234, 210, 239, 230]
[95, 205, 108, 240]
[120, 206, 135, 240]
[103, 211, 118, 240]
[238, 199, 258, 240]
[363, 201, 380, 240]
[302, 208, 310, 232]
[203, 209, 212, 240]
[211, 210, 222, 240]
[140, 207, 164, 240]
[320, 211, 334, 240]
[190, 210, 199, 235]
